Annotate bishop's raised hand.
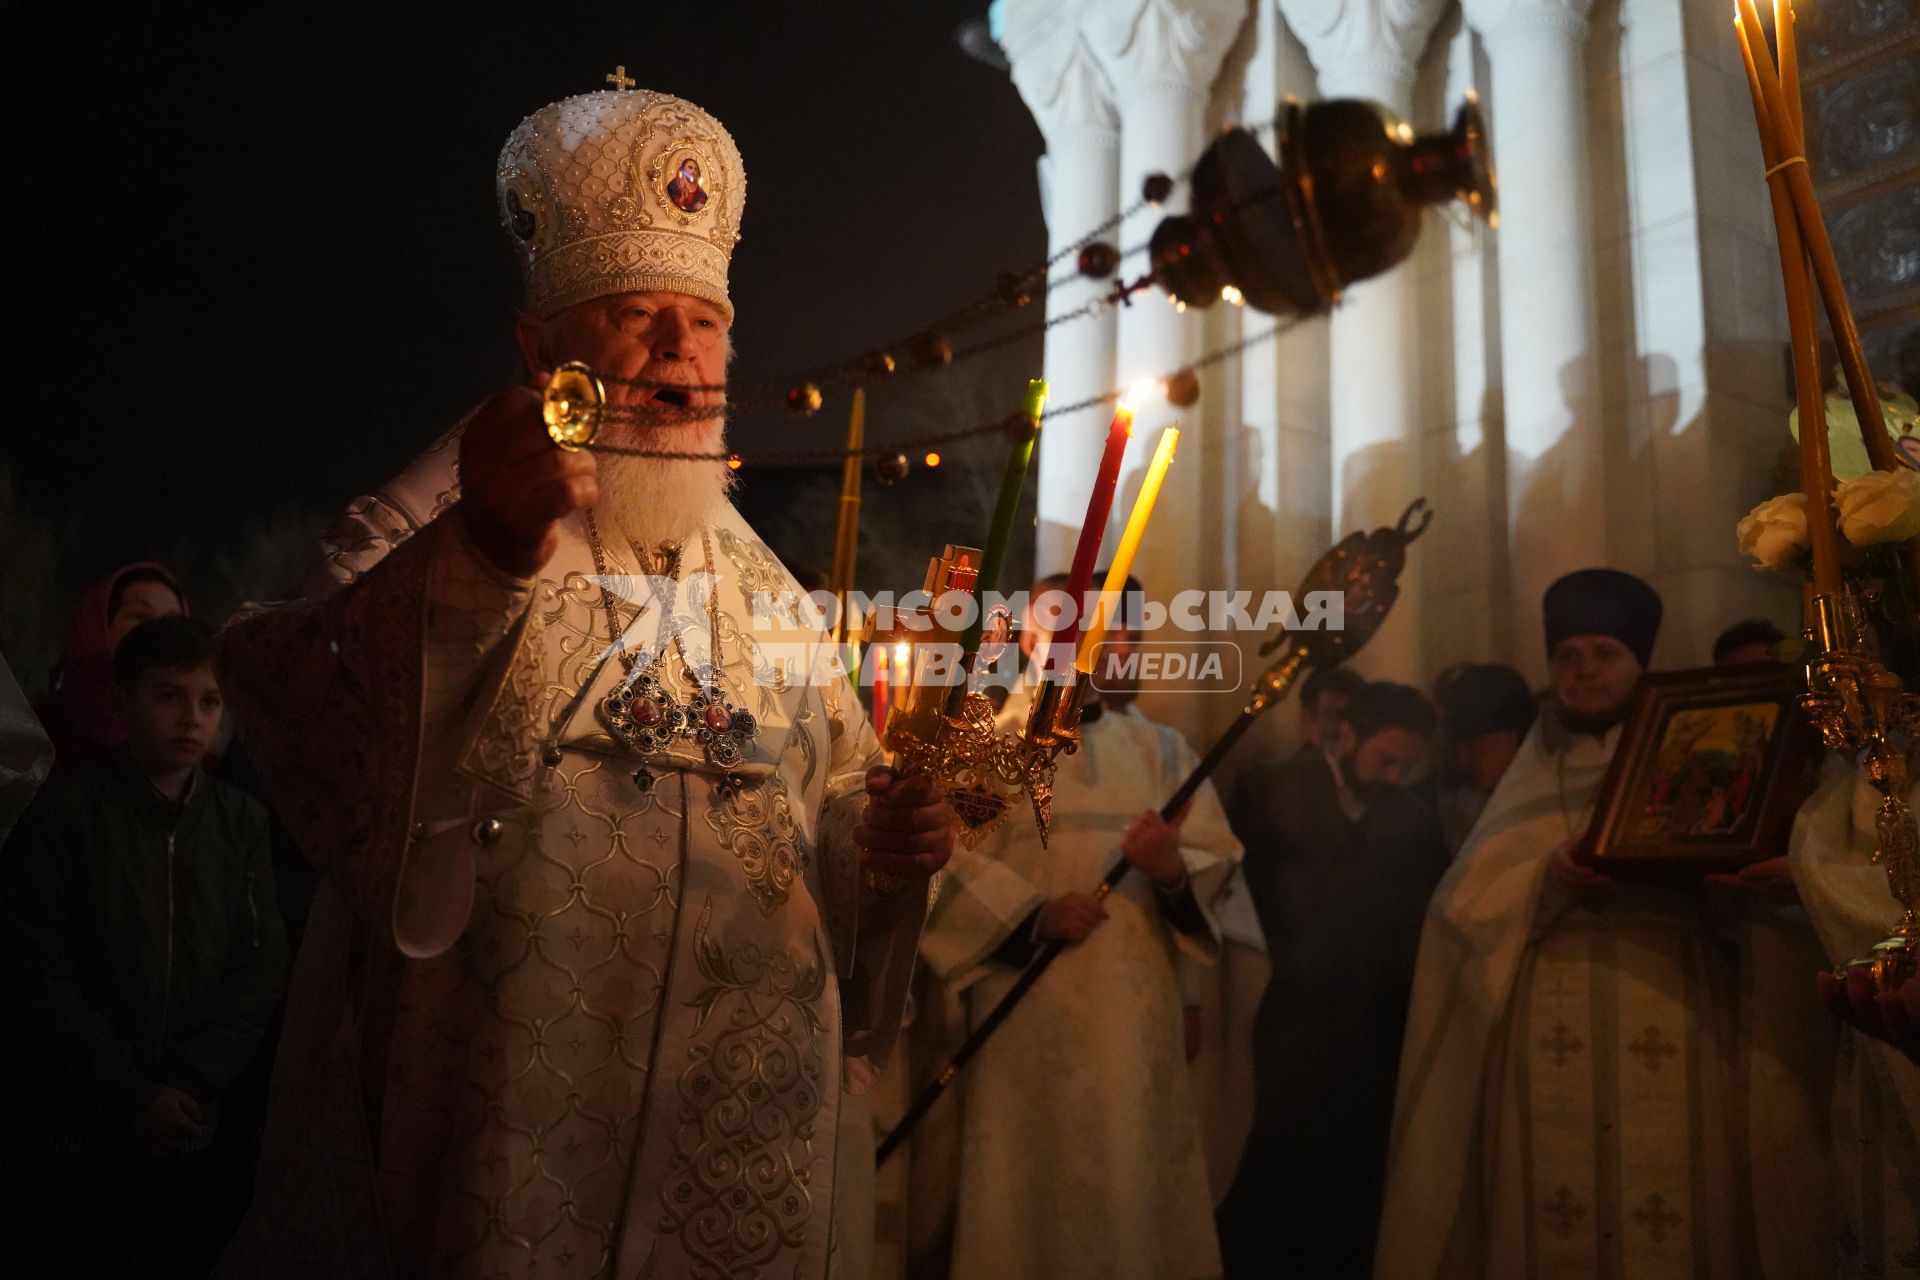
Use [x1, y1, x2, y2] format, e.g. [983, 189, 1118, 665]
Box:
[457, 373, 600, 579]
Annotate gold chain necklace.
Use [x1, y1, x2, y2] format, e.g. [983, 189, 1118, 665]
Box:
[582, 510, 758, 791]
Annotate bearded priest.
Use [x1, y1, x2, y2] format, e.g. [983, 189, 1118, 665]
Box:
[213, 79, 952, 1280]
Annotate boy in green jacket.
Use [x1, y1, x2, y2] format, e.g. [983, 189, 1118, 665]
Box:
[2, 614, 287, 1276]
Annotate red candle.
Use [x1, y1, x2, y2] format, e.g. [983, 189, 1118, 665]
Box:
[1043, 401, 1134, 670]
[870, 643, 890, 740]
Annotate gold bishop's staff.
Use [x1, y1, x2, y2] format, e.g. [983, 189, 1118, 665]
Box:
[876, 499, 1434, 1166]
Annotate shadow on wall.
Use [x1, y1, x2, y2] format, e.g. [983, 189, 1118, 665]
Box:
[1221, 417, 1335, 768]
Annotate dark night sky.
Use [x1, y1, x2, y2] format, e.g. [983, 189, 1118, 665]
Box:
[4, 2, 1045, 574]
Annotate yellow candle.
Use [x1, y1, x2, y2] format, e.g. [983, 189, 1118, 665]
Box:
[1075, 426, 1180, 674]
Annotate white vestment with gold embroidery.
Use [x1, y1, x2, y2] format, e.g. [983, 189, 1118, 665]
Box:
[215, 433, 922, 1280]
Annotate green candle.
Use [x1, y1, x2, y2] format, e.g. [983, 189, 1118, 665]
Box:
[963, 378, 1048, 656]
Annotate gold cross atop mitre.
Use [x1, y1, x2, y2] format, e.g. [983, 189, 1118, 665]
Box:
[605, 65, 635, 91]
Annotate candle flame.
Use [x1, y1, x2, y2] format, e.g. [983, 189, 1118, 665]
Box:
[1220, 284, 1246, 306]
[893, 640, 911, 664]
[1122, 378, 1163, 409]
[924, 451, 942, 467]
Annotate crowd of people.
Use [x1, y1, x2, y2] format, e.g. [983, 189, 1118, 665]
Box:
[5, 551, 1913, 1279]
[888, 567, 1917, 1280]
[2, 75, 1915, 1280]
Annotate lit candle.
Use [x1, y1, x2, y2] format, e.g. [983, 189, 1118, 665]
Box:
[1075, 426, 1180, 675]
[963, 379, 1049, 656]
[870, 639, 891, 740]
[1735, 4, 1841, 592]
[1046, 393, 1139, 670]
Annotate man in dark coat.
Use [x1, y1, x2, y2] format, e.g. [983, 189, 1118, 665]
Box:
[1215, 680, 1448, 1279]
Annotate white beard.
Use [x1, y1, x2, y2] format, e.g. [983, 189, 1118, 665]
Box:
[592, 416, 735, 550]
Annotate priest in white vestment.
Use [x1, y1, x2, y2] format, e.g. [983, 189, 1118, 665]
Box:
[917, 596, 1241, 1280]
[213, 80, 950, 1280]
[1375, 569, 1831, 1279]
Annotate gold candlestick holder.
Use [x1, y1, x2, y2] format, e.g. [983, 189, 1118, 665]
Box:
[874, 544, 1093, 849]
[1802, 589, 1920, 988]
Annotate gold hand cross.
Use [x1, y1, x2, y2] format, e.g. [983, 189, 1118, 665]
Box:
[606, 65, 635, 92]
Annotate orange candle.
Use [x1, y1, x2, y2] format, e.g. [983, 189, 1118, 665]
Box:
[1736, 4, 1840, 593]
[1773, 0, 1801, 144]
[1735, 0, 1898, 476]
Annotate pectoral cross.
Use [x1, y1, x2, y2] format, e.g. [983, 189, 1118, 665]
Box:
[606, 65, 635, 92]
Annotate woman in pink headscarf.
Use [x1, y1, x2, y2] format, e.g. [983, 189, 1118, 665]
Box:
[37, 562, 187, 775]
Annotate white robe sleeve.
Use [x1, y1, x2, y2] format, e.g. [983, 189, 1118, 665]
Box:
[1158, 722, 1244, 967]
[422, 518, 535, 726]
[917, 843, 1049, 990]
[816, 665, 928, 1068]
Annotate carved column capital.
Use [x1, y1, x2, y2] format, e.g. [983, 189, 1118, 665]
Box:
[1083, 0, 1247, 107]
[1458, 0, 1595, 46]
[1000, 0, 1121, 146]
[1276, 0, 1450, 93]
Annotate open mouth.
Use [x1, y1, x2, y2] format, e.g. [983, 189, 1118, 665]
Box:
[651, 385, 692, 409]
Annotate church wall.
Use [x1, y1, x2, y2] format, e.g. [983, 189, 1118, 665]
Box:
[1414, 10, 1511, 679]
[1591, 0, 1799, 668]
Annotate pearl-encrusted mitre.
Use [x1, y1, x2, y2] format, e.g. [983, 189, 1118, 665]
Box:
[496, 82, 745, 320]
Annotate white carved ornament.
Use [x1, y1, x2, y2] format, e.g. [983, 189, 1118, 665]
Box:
[1456, 0, 1595, 43]
[1276, 0, 1449, 87]
[1001, 0, 1121, 141]
[1084, 0, 1248, 98]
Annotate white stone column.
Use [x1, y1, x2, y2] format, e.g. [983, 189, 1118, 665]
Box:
[1227, 0, 1335, 754]
[1277, 0, 1446, 684]
[1084, 0, 1245, 588]
[1460, 0, 1601, 678]
[1001, 1, 1123, 577]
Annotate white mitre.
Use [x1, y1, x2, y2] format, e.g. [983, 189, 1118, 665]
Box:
[496, 75, 745, 320]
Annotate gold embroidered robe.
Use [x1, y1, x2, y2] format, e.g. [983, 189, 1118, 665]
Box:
[1375, 712, 1832, 1279]
[214, 434, 924, 1280]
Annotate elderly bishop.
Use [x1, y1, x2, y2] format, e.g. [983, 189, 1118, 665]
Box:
[214, 80, 951, 1280]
